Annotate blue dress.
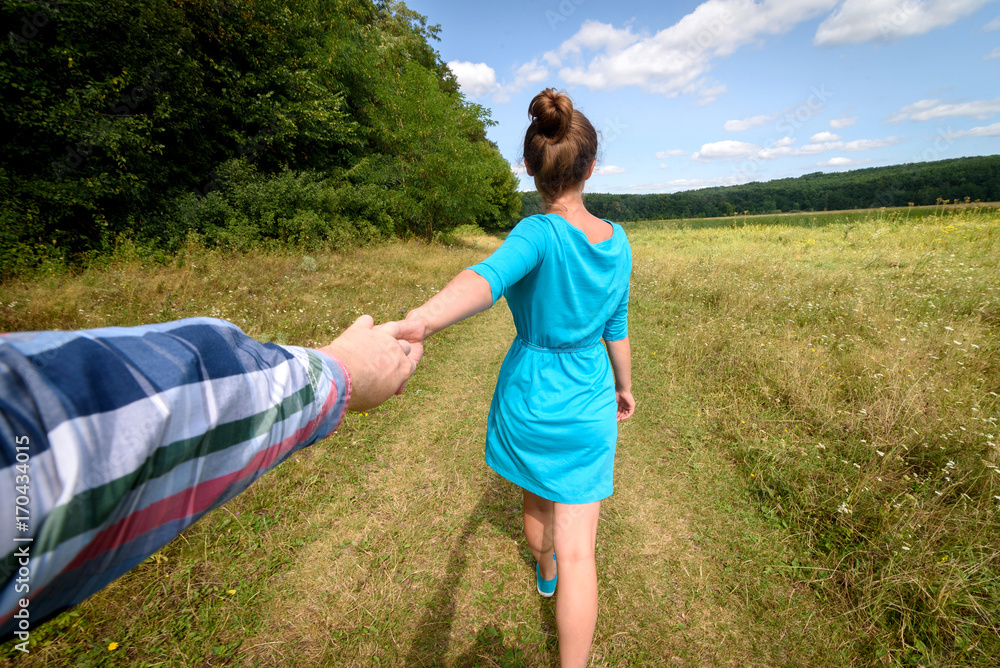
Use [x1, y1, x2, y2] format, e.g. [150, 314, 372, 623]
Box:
[469, 213, 632, 504]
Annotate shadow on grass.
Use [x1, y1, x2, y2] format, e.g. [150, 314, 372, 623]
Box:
[405, 474, 557, 667]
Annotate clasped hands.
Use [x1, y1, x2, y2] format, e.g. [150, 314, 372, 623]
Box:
[317, 314, 428, 412]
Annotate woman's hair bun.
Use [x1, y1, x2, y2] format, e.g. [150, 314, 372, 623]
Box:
[522, 88, 598, 207]
[528, 88, 573, 144]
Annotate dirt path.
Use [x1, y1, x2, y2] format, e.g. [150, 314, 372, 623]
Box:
[246, 289, 858, 666]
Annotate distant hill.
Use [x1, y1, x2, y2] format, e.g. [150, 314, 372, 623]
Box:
[520, 155, 1000, 221]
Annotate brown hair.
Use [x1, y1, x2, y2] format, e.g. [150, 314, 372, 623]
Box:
[523, 88, 598, 208]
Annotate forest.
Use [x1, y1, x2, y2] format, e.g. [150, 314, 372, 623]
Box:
[522, 154, 1000, 221]
[0, 0, 521, 275]
[4, 0, 998, 278]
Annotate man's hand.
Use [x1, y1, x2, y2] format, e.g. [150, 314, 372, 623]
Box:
[317, 315, 424, 412]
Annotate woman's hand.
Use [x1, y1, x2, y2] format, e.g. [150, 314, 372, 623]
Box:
[605, 337, 633, 421]
[399, 311, 429, 342]
[615, 389, 635, 421]
[317, 315, 424, 411]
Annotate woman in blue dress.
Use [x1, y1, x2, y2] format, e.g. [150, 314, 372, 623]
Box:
[402, 88, 634, 667]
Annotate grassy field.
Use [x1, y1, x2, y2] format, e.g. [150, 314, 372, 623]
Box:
[1, 209, 998, 666]
[646, 201, 1000, 232]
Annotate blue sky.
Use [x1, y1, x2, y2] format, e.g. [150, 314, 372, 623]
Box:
[405, 0, 1000, 193]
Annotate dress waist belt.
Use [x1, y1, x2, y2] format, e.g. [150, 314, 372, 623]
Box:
[516, 337, 602, 354]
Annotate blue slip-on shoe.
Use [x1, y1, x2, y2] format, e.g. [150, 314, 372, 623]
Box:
[536, 554, 557, 597]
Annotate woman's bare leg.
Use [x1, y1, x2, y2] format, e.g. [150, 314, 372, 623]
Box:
[523, 489, 556, 580]
[552, 500, 601, 668]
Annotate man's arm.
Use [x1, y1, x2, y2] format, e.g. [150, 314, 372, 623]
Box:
[0, 315, 419, 640]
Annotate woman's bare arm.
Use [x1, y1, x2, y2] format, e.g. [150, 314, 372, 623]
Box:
[403, 269, 494, 339]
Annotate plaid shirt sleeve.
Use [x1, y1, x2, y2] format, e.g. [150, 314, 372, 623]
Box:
[0, 317, 351, 640]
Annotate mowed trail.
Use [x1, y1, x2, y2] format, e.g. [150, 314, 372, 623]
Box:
[246, 244, 857, 667]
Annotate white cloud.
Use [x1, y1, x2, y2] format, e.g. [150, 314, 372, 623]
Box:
[448, 59, 550, 103]
[985, 15, 1000, 30]
[809, 131, 841, 142]
[841, 137, 902, 150]
[515, 61, 549, 86]
[818, 157, 874, 166]
[942, 122, 1000, 139]
[724, 112, 780, 131]
[831, 114, 859, 129]
[814, 0, 994, 45]
[757, 145, 801, 159]
[510, 161, 527, 175]
[800, 137, 902, 153]
[534, 1, 990, 100]
[655, 149, 688, 158]
[696, 84, 728, 105]
[448, 61, 497, 99]
[692, 140, 762, 161]
[985, 47, 1000, 60]
[889, 97, 1000, 122]
[594, 165, 627, 175]
[544, 21, 641, 67]
[547, 2, 839, 100]
[694, 134, 900, 162]
[626, 175, 747, 192]
[492, 60, 551, 103]
[887, 98, 942, 122]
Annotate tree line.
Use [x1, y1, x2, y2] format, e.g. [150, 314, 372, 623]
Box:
[1, 0, 521, 274]
[521, 155, 1000, 221]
